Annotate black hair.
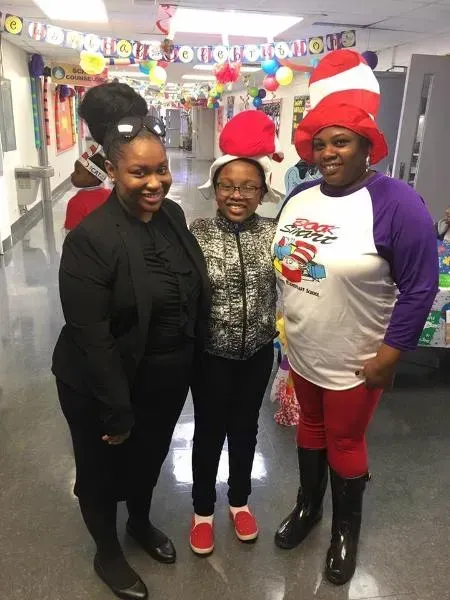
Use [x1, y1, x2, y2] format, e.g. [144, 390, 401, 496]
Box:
[213, 158, 268, 195]
[89, 152, 106, 172]
[79, 82, 162, 164]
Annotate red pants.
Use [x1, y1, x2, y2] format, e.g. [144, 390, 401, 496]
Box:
[292, 371, 382, 478]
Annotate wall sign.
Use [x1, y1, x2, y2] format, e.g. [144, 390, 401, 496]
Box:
[50, 63, 108, 87]
[291, 95, 310, 144]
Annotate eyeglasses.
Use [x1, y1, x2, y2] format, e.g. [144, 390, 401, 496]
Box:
[103, 114, 166, 154]
[217, 182, 261, 199]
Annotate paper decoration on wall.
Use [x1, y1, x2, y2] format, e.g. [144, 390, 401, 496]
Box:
[226, 96, 235, 122]
[29, 77, 41, 149]
[291, 96, 309, 143]
[43, 76, 51, 145]
[259, 99, 282, 137]
[55, 90, 76, 152]
[51, 63, 108, 87]
[0, 12, 356, 64]
[217, 106, 224, 133]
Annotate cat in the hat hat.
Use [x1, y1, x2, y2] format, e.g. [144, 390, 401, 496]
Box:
[189, 110, 283, 555]
[274, 49, 438, 586]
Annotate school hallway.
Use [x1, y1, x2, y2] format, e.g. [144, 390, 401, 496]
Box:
[0, 151, 449, 600]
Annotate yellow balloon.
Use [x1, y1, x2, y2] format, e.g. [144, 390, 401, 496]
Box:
[150, 65, 167, 85]
[215, 83, 224, 94]
[275, 66, 294, 86]
[79, 51, 106, 75]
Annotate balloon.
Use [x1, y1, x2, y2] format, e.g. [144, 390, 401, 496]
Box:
[150, 65, 167, 85]
[310, 57, 321, 68]
[157, 60, 170, 69]
[261, 58, 279, 75]
[258, 88, 267, 99]
[275, 66, 294, 86]
[213, 101, 220, 109]
[263, 75, 279, 92]
[139, 60, 156, 74]
[79, 51, 106, 75]
[248, 87, 259, 98]
[361, 50, 378, 70]
[253, 96, 262, 108]
[215, 83, 225, 94]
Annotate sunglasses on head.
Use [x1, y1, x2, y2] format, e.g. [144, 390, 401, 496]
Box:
[103, 114, 166, 154]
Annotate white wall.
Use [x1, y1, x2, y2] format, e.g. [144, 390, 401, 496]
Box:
[0, 38, 79, 243]
[377, 33, 450, 71]
[216, 72, 310, 195]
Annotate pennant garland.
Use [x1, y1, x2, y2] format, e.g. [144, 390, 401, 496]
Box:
[0, 12, 356, 65]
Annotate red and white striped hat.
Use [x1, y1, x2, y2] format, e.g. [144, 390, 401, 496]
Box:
[199, 110, 283, 203]
[308, 49, 380, 118]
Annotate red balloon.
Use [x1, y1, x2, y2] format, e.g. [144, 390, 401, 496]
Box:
[263, 75, 279, 92]
[158, 60, 170, 69]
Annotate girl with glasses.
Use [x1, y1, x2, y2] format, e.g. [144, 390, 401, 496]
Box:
[188, 110, 283, 555]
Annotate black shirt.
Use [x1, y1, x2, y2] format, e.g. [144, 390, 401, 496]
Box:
[137, 209, 201, 355]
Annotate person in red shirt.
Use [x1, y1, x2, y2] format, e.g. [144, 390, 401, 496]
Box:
[64, 148, 110, 230]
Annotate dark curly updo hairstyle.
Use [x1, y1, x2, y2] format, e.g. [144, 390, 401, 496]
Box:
[79, 82, 161, 164]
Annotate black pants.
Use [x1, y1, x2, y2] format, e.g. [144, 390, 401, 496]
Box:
[57, 346, 193, 503]
[192, 343, 274, 515]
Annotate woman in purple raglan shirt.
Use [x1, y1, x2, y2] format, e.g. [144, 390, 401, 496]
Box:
[273, 50, 439, 586]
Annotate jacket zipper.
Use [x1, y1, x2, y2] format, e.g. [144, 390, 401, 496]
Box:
[235, 229, 247, 359]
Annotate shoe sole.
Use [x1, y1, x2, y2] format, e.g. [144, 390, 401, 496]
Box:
[189, 541, 214, 556]
[235, 529, 259, 542]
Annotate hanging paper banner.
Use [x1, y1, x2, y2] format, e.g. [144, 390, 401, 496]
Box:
[291, 95, 309, 143]
[4, 14, 23, 35]
[51, 63, 108, 87]
[308, 37, 325, 55]
[156, 4, 176, 36]
[1, 11, 356, 63]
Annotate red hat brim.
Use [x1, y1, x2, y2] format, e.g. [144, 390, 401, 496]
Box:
[294, 100, 388, 165]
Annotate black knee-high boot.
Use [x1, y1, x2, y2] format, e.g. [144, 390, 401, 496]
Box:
[126, 492, 176, 564]
[325, 469, 369, 585]
[79, 497, 147, 600]
[275, 448, 328, 549]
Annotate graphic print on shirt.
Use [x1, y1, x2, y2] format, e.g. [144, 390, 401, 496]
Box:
[273, 217, 339, 288]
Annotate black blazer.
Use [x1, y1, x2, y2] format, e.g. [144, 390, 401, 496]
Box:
[52, 191, 210, 435]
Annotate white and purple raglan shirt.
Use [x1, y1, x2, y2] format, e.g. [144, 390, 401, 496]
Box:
[273, 172, 439, 390]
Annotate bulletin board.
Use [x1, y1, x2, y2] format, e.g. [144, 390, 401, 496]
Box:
[291, 96, 310, 144]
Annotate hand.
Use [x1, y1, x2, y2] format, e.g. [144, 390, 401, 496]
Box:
[361, 357, 395, 389]
[445, 208, 450, 225]
[102, 431, 131, 445]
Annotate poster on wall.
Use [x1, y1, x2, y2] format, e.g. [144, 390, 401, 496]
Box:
[217, 106, 224, 134]
[55, 94, 76, 152]
[226, 96, 235, 121]
[260, 99, 282, 136]
[291, 96, 310, 144]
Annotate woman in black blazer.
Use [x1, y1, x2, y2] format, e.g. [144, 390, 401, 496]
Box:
[52, 83, 209, 600]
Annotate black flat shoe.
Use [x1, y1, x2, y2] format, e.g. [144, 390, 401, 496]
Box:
[127, 520, 176, 564]
[94, 554, 148, 600]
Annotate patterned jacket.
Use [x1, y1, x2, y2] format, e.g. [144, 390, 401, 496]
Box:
[190, 211, 277, 360]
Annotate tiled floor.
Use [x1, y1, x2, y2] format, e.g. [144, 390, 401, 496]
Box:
[0, 151, 449, 600]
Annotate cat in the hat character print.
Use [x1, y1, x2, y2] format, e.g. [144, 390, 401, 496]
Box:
[273, 216, 338, 289]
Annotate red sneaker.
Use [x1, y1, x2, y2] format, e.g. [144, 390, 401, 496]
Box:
[230, 509, 259, 542]
[189, 517, 214, 555]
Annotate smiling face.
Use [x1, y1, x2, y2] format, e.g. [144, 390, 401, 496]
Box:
[105, 134, 171, 222]
[312, 126, 370, 188]
[215, 159, 265, 223]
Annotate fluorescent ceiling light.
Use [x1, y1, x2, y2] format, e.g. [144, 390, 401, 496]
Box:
[193, 64, 260, 73]
[171, 8, 301, 38]
[182, 74, 216, 81]
[33, 0, 108, 22]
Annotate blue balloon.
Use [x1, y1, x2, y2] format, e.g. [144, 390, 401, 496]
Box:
[310, 57, 320, 68]
[139, 63, 150, 75]
[261, 58, 280, 75]
[213, 101, 220, 109]
[253, 96, 262, 108]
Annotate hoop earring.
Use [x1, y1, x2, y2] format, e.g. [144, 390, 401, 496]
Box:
[366, 156, 370, 171]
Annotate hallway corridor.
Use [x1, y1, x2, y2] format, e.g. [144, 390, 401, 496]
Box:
[0, 152, 448, 600]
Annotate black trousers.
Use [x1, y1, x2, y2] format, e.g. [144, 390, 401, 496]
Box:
[57, 345, 193, 503]
[192, 343, 274, 515]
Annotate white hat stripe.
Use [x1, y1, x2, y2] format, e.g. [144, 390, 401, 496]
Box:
[309, 63, 379, 111]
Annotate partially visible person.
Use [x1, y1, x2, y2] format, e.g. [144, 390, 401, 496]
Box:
[436, 207, 450, 241]
[53, 83, 209, 600]
[64, 146, 110, 231]
[189, 111, 282, 555]
[274, 50, 438, 586]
